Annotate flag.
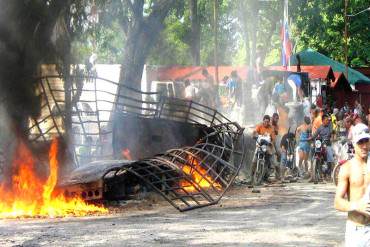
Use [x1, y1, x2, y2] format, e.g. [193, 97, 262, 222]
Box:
[281, 21, 292, 67]
[281, 0, 292, 68]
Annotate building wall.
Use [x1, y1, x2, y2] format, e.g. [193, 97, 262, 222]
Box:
[355, 83, 370, 109]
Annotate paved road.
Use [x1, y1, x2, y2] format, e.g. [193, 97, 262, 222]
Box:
[0, 182, 346, 247]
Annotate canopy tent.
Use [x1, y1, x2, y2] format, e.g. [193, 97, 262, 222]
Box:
[267, 65, 335, 81]
[272, 48, 370, 85]
[154, 66, 248, 82]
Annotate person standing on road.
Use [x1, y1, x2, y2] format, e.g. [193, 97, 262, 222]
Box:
[271, 113, 283, 181]
[201, 69, 218, 109]
[184, 79, 198, 101]
[334, 123, 370, 246]
[296, 116, 311, 177]
[271, 113, 280, 137]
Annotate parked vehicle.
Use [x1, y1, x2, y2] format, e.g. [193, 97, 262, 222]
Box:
[151, 81, 185, 100]
[285, 134, 298, 178]
[252, 135, 272, 186]
[312, 137, 329, 184]
[332, 140, 354, 186]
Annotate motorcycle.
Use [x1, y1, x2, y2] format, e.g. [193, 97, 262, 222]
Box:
[332, 139, 354, 186]
[285, 134, 298, 178]
[252, 135, 272, 186]
[311, 137, 329, 184]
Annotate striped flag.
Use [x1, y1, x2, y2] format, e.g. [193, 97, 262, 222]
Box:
[281, 0, 292, 68]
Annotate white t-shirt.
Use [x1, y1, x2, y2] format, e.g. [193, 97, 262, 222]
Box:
[185, 85, 198, 99]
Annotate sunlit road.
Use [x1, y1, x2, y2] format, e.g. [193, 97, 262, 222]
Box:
[0, 182, 345, 247]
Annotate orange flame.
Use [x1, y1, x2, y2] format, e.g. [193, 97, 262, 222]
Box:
[122, 148, 132, 160]
[0, 139, 107, 218]
[179, 155, 222, 192]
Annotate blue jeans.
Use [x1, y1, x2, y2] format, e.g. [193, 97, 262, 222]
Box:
[326, 146, 334, 163]
[280, 151, 287, 167]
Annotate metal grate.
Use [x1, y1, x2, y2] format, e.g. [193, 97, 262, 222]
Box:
[28, 75, 246, 211]
[102, 122, 244, 211]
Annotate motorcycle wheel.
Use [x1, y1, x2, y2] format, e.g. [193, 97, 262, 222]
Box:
[291, 166, 299, 178]
[253, 159, 265, 186]
[312, 159, 321, 184]
[332, 163, 341, 186]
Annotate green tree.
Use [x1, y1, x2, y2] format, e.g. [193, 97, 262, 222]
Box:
[290, 0, 369, 66]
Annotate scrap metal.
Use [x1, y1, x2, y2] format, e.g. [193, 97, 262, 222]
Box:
[28, 75, 246, 211]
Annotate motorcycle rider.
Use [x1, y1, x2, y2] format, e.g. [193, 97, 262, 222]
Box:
[308, 113, 335, 181]
[251, 115, 280, 183]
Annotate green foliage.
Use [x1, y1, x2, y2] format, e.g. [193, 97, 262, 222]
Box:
[290, 0, 369, 66]
[147, 8, 192, 65]
[69, 0, 369, 67]
[71, 20, 125, 64]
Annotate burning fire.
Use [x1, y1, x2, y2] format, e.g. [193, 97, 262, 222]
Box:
[180, 155, 222, 192]
[0, 139, 107, 218]
[122, 148, 132, 160]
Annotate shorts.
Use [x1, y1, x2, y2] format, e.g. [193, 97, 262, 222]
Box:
[280, 152, 287, 167]
[298, 142, 310, 153]
[326, 146, 334, 163]
[345, 221, 370, 247]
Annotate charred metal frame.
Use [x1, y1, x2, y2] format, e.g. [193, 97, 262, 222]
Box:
[28, 75, 246, 211]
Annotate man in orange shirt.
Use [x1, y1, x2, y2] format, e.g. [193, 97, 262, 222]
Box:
[251, 115, 279, 184]
[312, 108, 323, 134]
[253, 115, 276, 141]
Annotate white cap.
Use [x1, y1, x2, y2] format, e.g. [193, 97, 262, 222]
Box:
[352, 123, 370, 144]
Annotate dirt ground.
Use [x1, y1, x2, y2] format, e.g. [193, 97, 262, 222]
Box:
[0, 182, 346, 247]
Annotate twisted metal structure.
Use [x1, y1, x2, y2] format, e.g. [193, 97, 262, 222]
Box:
[28, 74, 245, 211]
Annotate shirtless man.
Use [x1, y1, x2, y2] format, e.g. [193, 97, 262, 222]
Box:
[334, 123, 370, 246]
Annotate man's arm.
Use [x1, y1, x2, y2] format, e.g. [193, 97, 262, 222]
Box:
[309, 126, 320, 141]
[334, 163, 352, 212]
[334, 163, 370, 216]
[295, 126, 301, 141]
[252, 125, 260, 139]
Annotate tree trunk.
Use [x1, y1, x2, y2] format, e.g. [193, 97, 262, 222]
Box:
[189, 0, 200, 65]
[119, 1, 174, 90]
[249, 0, 259, 68]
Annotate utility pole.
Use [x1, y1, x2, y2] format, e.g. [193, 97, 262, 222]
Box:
[213, 0, 219, 87]
[344, 0, 349, 79]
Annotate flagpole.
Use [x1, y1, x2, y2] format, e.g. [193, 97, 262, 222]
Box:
[285, 0, 290, 69]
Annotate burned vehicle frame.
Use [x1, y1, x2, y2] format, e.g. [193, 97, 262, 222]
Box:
[27, 74, 246, 211]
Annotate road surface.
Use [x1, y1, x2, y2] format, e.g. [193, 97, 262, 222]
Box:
[0, 182, 346, 247]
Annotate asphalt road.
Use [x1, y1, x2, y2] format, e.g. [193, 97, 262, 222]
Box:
[0, 182, 346, 247]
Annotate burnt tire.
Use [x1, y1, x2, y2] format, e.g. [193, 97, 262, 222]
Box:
[253, 159, 265, 186]
[332, 163, 341, 186]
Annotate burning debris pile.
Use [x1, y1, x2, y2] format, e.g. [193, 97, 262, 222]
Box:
[0, 139, 107, 218]
[22, 74, 246, 213]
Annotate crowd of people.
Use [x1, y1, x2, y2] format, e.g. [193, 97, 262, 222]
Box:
[183, 69, 246, 121]
[251, 99, 370, 186]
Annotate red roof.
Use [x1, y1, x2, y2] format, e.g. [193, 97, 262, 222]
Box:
[154, 66, 248, 81]
[331, 72, 352, 91]
[267, 65, 335, 81]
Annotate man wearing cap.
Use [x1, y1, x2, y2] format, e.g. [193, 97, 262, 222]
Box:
[334, 123, 370, 246]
